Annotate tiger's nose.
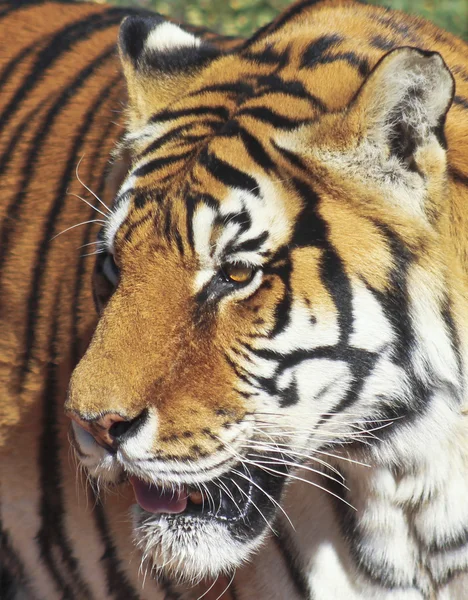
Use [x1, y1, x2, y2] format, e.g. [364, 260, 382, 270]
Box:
[68, 411, 146, 450]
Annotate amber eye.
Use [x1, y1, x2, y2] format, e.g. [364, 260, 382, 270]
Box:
[223, 263, 256, 285]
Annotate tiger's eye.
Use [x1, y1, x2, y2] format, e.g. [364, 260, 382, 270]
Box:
[223, 264, 255, 284]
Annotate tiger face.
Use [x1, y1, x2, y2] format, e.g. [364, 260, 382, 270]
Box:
[66, 10, 458, 582]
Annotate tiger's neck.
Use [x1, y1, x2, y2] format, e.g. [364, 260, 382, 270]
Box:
[233, 388, 468, 599]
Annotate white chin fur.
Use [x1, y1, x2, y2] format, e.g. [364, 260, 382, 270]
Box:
[132, 506, 266, 583]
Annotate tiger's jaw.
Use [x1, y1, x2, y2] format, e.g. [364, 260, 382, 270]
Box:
[71, 421, 286, 581]
[130, 460, 285, 581]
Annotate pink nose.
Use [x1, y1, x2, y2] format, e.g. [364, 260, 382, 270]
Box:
[68, 413, 130, 449]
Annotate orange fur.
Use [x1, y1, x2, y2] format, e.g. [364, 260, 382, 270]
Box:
[2, 0, 468, 598]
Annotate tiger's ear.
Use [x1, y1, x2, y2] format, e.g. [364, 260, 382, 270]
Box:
[294, 47, 456, 218]
[118, 15, 221, 127]
[354, 47, 454, 169]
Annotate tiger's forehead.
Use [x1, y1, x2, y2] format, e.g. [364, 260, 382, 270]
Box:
[104, 16, 385, 262]
[107, 138, 300, 271]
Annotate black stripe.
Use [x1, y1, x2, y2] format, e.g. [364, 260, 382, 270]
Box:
[232, 231, 269, 253]
[0, 43, 34, 90]
[320, 249, 353, 345]
[144, 43, 220, 74]
[450, 167, 468, 186]
[122, 213, 154, 245]
[139, 123, 193, 157]
[452, 65, 468, 85]
[134, 151, 193, 178]
[301, 34, 343, 67]
[441, 295, 463, 385]
[92, 499, 141, 600]
[274, 523, 312, 599]
[239, 127, 276, 172]
[0, 47, 117, 392]
[303, 50, 370, 78]
[229, 579, 240, 600]
[267, 258, 292, 340]
[200, 150, 260, 196]
[0, 563, 17, 600]
[150, 105, 230, 124]
[255, 176, 364, 413]
[71, 77, 123, 366]
[243, 43, 290, 68]
[0, 45, 115, 271]
[0, 9, 127, 136]
[375, 14, 421, 45]
[0, 525, 32, 600]
[289, 178, 329, 249]
[369, 34, 396, 51]
[158, 575, 183, 600]
[272, 140, 312, 172]
[255, 74, 326, 111]
[189, 81, 254, 99]
[224, 351, 257, 387]
[454, 95, 468, 110]
[185, 193, 197, 250]
[372, 224, 415, 367]
[0, 104, 40, 178]
[37, 287, 94, 599]
[238, 106, 309, 129]
[324, 466, 415, 590]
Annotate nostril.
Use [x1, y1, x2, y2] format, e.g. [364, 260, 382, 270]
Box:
[107, 410, 147, 442]
[109, 420, 134, 439]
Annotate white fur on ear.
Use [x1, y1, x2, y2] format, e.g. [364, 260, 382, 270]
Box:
[361, 48, 454, 159]
[145, 22, 201, 53]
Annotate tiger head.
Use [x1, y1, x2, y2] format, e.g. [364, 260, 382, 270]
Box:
[66, 12, 460, 582]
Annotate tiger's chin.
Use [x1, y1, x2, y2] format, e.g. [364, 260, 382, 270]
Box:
[132, 505, 265, 582]
[129, 466, 282, 581]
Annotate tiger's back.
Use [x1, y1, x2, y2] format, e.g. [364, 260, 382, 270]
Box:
[1, 1, 468, 599]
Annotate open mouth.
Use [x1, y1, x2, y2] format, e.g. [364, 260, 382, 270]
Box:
[129, 459, 289, 536]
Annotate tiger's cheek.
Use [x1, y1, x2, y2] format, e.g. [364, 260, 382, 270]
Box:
[153, 355, 248, 459]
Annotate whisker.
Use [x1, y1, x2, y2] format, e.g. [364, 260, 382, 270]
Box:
[241, 441, 344, 478]
[232, 468, 295, 531]
[78, 240, 104, 249]
[196, 576, 219, 600]
[216, 479, 244, 520]
[216, 436, 295, 529]
[242, 458, 357, 512]
[213, 571, 235, 600]
[248, 454, 350, 491]
[80, 249, 106, 257]
[245, 437, 371, 468]
[231, 478, 277, 536]
[51, 219, 105, 241]
[75, 154, 111, 213]
[67, 191, 108, 218]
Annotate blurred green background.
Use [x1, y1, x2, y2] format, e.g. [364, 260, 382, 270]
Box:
[88, 0, 467, 39]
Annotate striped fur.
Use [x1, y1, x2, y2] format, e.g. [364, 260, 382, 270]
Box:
[2, 0, 468, 599]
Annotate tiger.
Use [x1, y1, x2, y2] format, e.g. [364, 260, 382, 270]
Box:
[1, 0, 468, 598]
